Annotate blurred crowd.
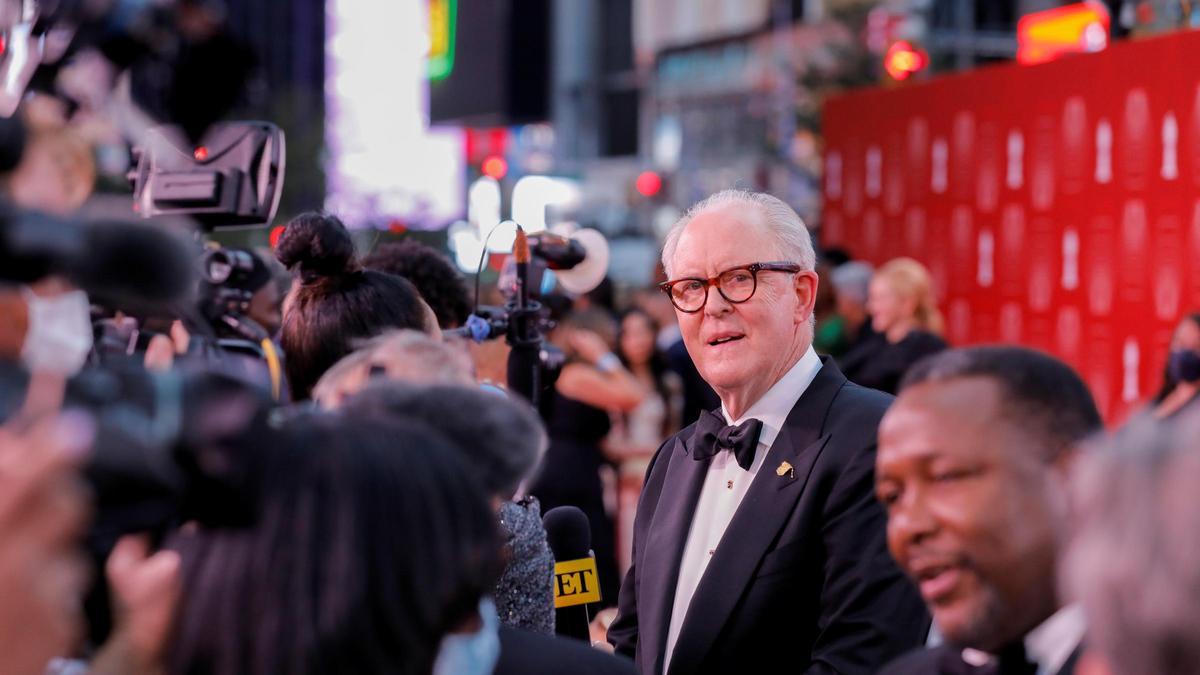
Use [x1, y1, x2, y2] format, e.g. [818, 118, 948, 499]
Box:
[8, 164, 1200, 673]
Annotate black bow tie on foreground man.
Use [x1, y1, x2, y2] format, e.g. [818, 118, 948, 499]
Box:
[691, 412, 763, 471]
[608, 358, 929, 674]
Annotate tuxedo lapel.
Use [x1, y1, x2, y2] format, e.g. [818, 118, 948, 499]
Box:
[666, 360, 847, 674]
[639, 428, 714, 675]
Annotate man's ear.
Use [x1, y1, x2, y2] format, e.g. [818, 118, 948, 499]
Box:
[795, 271, 819, 324]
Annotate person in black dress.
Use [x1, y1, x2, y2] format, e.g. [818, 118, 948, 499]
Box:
[529, 308, 645, 606]
[843, 257, 947, 394]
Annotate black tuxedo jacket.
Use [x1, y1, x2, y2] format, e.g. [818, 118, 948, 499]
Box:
[879, 643, 1083, 675]
[608, 358, 928, 674]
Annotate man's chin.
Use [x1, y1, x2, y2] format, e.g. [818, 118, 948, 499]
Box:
[700, 372, 752, 400]
[934, 598, 1008, 652]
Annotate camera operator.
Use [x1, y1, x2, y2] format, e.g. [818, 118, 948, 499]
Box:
[274, 212, 442, 399]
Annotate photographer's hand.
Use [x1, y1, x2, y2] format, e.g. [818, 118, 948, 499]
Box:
[143, 321, 191, 372]
[91, 535, 181, 675]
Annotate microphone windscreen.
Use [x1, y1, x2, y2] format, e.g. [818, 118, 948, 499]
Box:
[72, 220, 197, 314]
[542, 505, 592, 561]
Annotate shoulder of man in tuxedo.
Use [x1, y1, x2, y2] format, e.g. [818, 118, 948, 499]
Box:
[822, 378, 894, 439]
[799, 377, 895, 483]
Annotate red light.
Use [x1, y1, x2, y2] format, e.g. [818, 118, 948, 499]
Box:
[635, 171, 663, 197]
[481, 155, 508, 179]
[269, 225, 285, 249]
[884, 41, 928, 81]
[193, 146, 209, 161]
[387, 219, 408, 234]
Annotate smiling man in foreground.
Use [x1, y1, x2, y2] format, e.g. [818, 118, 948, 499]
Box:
[607, 190, 926, 674]
[876, 346, 1102, 675]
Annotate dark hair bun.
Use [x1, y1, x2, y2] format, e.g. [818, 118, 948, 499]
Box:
[275, 212, 357, 283]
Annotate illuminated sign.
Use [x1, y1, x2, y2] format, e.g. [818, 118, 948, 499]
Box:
[428, 0, 457, 80]
[1017, 1, 1109, 65]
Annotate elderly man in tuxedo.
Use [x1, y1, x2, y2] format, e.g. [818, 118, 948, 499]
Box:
[876, 347, 1102, 675]
[607, 190, 927, 674]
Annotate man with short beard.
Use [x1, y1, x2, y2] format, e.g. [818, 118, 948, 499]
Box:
[875, 346, 1101, 675]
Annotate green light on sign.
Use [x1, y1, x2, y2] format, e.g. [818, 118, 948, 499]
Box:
[428, 0, 456, 81]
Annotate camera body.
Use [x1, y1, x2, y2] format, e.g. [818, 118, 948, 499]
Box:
[197, 246, 269, 342]
[129, 121, 286, 230]
[111, 122, 288, 396]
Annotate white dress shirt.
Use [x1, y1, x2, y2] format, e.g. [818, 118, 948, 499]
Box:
[1025, 604, 1086, 675]
[958, 605, 1086, 675]
[662, 347, 823, 673]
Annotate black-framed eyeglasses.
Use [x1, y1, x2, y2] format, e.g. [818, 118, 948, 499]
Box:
[658, 261, 803, 313]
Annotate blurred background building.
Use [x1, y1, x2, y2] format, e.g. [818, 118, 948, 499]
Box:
[199, 0, 1200, 288]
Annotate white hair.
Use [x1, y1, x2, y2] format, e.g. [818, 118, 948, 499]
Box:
[312, 329, 474, 408]
[660, 190, 816, 277]
[1062, 412, 1200, 675]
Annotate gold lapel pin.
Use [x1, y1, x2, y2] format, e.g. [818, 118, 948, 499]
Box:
[776, 460, 794, 479]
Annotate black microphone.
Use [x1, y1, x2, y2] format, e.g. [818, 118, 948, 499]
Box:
[507, 227, 542, 404]
[543, 505, 600, 643]
[73, 219, 197, 314]
[529, 233, 586, 270]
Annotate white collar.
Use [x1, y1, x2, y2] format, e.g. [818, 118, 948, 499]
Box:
[721, 347, 823, 449]
[1024, 605, 1086, 675]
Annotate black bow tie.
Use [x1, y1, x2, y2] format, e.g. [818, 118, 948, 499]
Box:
[692, 410, 764, 471]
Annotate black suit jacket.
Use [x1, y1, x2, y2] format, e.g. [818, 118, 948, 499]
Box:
[879, 643, 1083, 675]
[608, 358, 928, 674]
[495, 626, 636, 675]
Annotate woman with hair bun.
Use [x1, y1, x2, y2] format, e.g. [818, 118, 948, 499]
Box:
[275, 212, 441, 398]
[847, 257, 948, 394]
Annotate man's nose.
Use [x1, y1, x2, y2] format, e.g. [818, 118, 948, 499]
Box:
[889, 490, 938, 548]
[703, 285, 733, 317]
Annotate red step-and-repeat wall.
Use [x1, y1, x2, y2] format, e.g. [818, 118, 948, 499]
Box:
[822, 29, 1200, 422]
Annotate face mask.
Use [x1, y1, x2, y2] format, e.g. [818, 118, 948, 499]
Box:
[1169, 349, 1200, 383]
[21, 288, 93, 375]
[433, 597, 500, 675]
